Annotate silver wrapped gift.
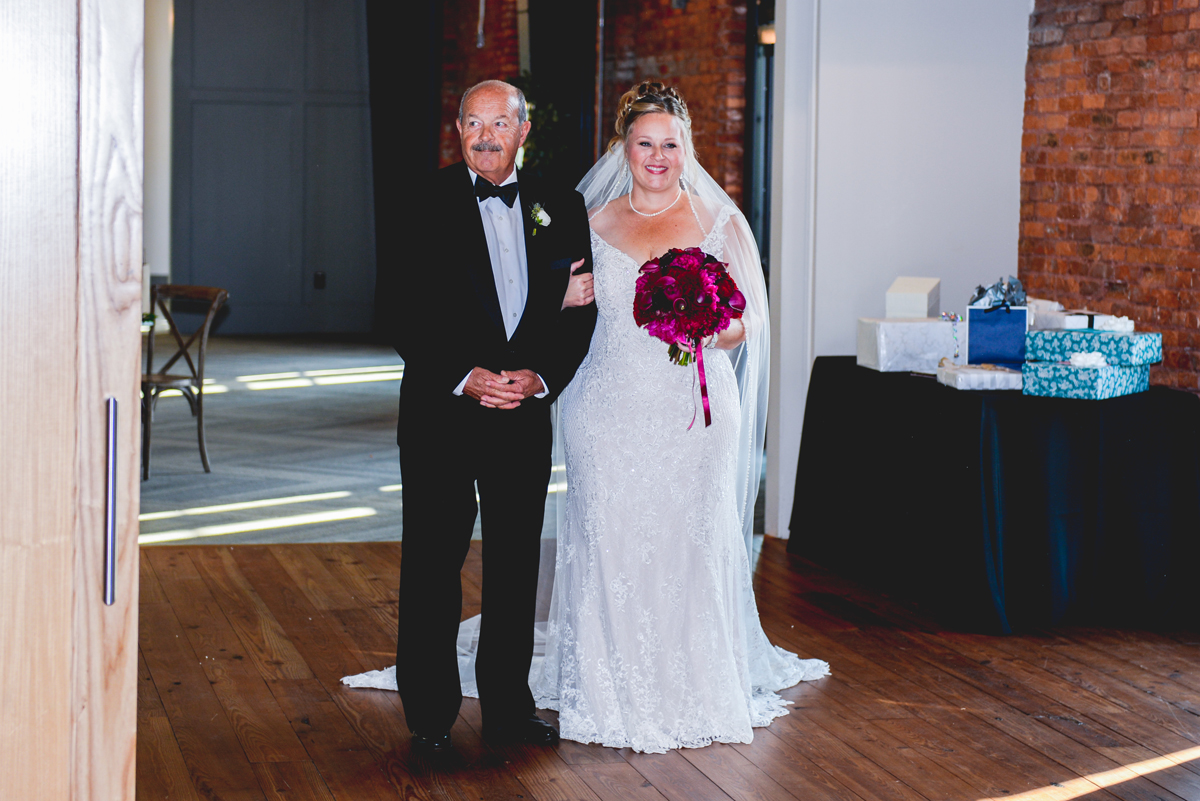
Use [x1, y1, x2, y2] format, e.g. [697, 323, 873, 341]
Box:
[857, 318, 958, 373]
[937, 364, 1023, 391]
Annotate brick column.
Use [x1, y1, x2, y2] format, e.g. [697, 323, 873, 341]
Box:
[602, 0, 748, 207]
[439, 0, 522, 167]
[1020, 0, 1200, 389]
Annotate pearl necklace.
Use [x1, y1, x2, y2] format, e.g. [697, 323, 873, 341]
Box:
[628, 186, 682, 217]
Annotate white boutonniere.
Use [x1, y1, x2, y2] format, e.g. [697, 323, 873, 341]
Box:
[530, 203, 550, 236]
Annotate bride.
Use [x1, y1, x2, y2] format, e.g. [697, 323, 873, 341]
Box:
[532, 81, 827, 753]
[344, 81, 828, 753]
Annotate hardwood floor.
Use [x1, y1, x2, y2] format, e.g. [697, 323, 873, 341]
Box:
[137, 537, 1200, 801]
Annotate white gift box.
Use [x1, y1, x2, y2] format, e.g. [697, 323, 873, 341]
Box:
[936, 364, 1023, 391]
[857, 317, 958, 373]
[885, 277, 940, 319]
[1031, 309, 1133, 332]
[1026, 297, 1064, 314]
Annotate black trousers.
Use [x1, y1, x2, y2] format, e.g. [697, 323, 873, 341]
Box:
[395, 401, 552, 734]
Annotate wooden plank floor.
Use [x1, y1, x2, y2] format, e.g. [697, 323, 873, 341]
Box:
[137, 538, 1200, 801]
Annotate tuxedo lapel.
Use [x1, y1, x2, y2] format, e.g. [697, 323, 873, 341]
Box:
[519, 175, 537, 258]
[449, 162, 504, 333]
[514, 175, 547, 338]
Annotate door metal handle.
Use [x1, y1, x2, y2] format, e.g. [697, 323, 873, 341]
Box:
[104, 397, 118, 606]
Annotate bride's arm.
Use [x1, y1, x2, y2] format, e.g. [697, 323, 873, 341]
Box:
[708, 318, 745, 349]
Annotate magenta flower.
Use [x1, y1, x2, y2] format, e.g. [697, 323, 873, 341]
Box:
[633, 247, 745, 366]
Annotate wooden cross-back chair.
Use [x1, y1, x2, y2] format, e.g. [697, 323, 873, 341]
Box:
[141, 284, 229, 480]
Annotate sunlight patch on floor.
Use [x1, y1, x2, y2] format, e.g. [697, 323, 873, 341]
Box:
[237, 365, 405, 390]
[139, 491, 352, 521]
[304, 365, 403, 377]
[245, 378, 316, 390]
[151, 378, 229, 398]
[138, 507, 377, 544]
[312, 371, 404, 385]
[378, 472, 567, 497]
[977, 745, 1200, 800]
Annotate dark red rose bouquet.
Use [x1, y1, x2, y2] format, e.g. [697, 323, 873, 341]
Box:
[633, 247, 746, 427]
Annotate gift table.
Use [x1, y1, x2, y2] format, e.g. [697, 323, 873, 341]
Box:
[787, 356, 1200, 633]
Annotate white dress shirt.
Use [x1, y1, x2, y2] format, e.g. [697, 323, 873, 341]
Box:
[453, 168, 548, 398]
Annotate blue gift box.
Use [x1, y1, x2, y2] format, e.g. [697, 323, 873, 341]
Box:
[1021, 362, 1150, 399]
[966, 305, 1027, 368]
[1025, 329, 1162, 366]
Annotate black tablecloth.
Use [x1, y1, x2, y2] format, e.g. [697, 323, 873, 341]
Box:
[787, 356, 1200, 633]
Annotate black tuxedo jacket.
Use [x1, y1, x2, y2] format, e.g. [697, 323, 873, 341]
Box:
[385, 161, 597, 440]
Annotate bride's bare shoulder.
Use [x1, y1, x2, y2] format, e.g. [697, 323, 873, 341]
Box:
[686, 193, 728, 231]
[587, 196, 625, 238]
[689, 193, 724, 215]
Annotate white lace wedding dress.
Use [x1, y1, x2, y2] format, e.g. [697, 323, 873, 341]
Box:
[527, 207, 829, 753]
[342, 204, 829, 752]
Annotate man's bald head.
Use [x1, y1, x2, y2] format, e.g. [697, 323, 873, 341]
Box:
[456, 80, 531, 186]
[458, 80, 528, 126]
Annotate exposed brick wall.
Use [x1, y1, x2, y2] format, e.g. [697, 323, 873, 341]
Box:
[603, 0, 747, 207]
[435, 0, 749, 205]
[439, 0, 521, 167]
[1020, 0, 1200, 389]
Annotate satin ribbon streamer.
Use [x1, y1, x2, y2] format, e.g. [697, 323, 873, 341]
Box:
[686, 338, 713, 431]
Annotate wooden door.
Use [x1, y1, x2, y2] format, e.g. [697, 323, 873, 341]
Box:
[0, 2, 142, 799]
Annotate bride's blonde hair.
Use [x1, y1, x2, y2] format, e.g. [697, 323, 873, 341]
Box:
[609, 81, 694, 155]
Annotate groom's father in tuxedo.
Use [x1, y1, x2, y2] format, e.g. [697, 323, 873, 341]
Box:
[386, 80, 596, 755]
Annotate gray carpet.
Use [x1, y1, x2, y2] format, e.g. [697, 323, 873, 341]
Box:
[139, 335, 563, 546]
[140, 334, 761, 547]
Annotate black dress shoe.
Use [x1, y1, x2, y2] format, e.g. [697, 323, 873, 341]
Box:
[410, 731, 452, 755]
[482, 715, 560, 746]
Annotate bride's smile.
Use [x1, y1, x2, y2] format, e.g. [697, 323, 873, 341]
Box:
[626, 112, 686, 202]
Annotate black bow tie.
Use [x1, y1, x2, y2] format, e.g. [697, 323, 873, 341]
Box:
[475, 179, 519, 207]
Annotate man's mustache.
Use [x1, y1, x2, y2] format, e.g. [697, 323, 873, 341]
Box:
[472, 142, 504, 152]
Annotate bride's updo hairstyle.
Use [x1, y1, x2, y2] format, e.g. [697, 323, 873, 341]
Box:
[609, 81, 694, 155]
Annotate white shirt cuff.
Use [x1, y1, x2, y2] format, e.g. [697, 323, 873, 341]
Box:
[452, 371, 472, 396]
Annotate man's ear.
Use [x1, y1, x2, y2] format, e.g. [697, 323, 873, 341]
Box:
[456, 118, 463, 136]
[518, 120, 532, 148]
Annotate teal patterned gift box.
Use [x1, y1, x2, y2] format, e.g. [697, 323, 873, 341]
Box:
[1021, 362, 1150, 399]
[1025, 329, 1162, 365]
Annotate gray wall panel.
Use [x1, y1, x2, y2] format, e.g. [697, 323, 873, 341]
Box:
[304, 105, 375, 308]
[190, 103, 299, 306]
[175, 0, 374, 334]
[192, 0, 300, 90]
[306, 0, 368, 92]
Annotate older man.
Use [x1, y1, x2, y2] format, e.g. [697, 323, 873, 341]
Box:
[386, 80, 596, 755]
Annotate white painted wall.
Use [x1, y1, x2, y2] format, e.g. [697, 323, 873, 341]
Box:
[144, 0, 173, 305]
[765, 0, 1030, 538]
[765, 0, 819, 542]
[812, 0, 1029, 356]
